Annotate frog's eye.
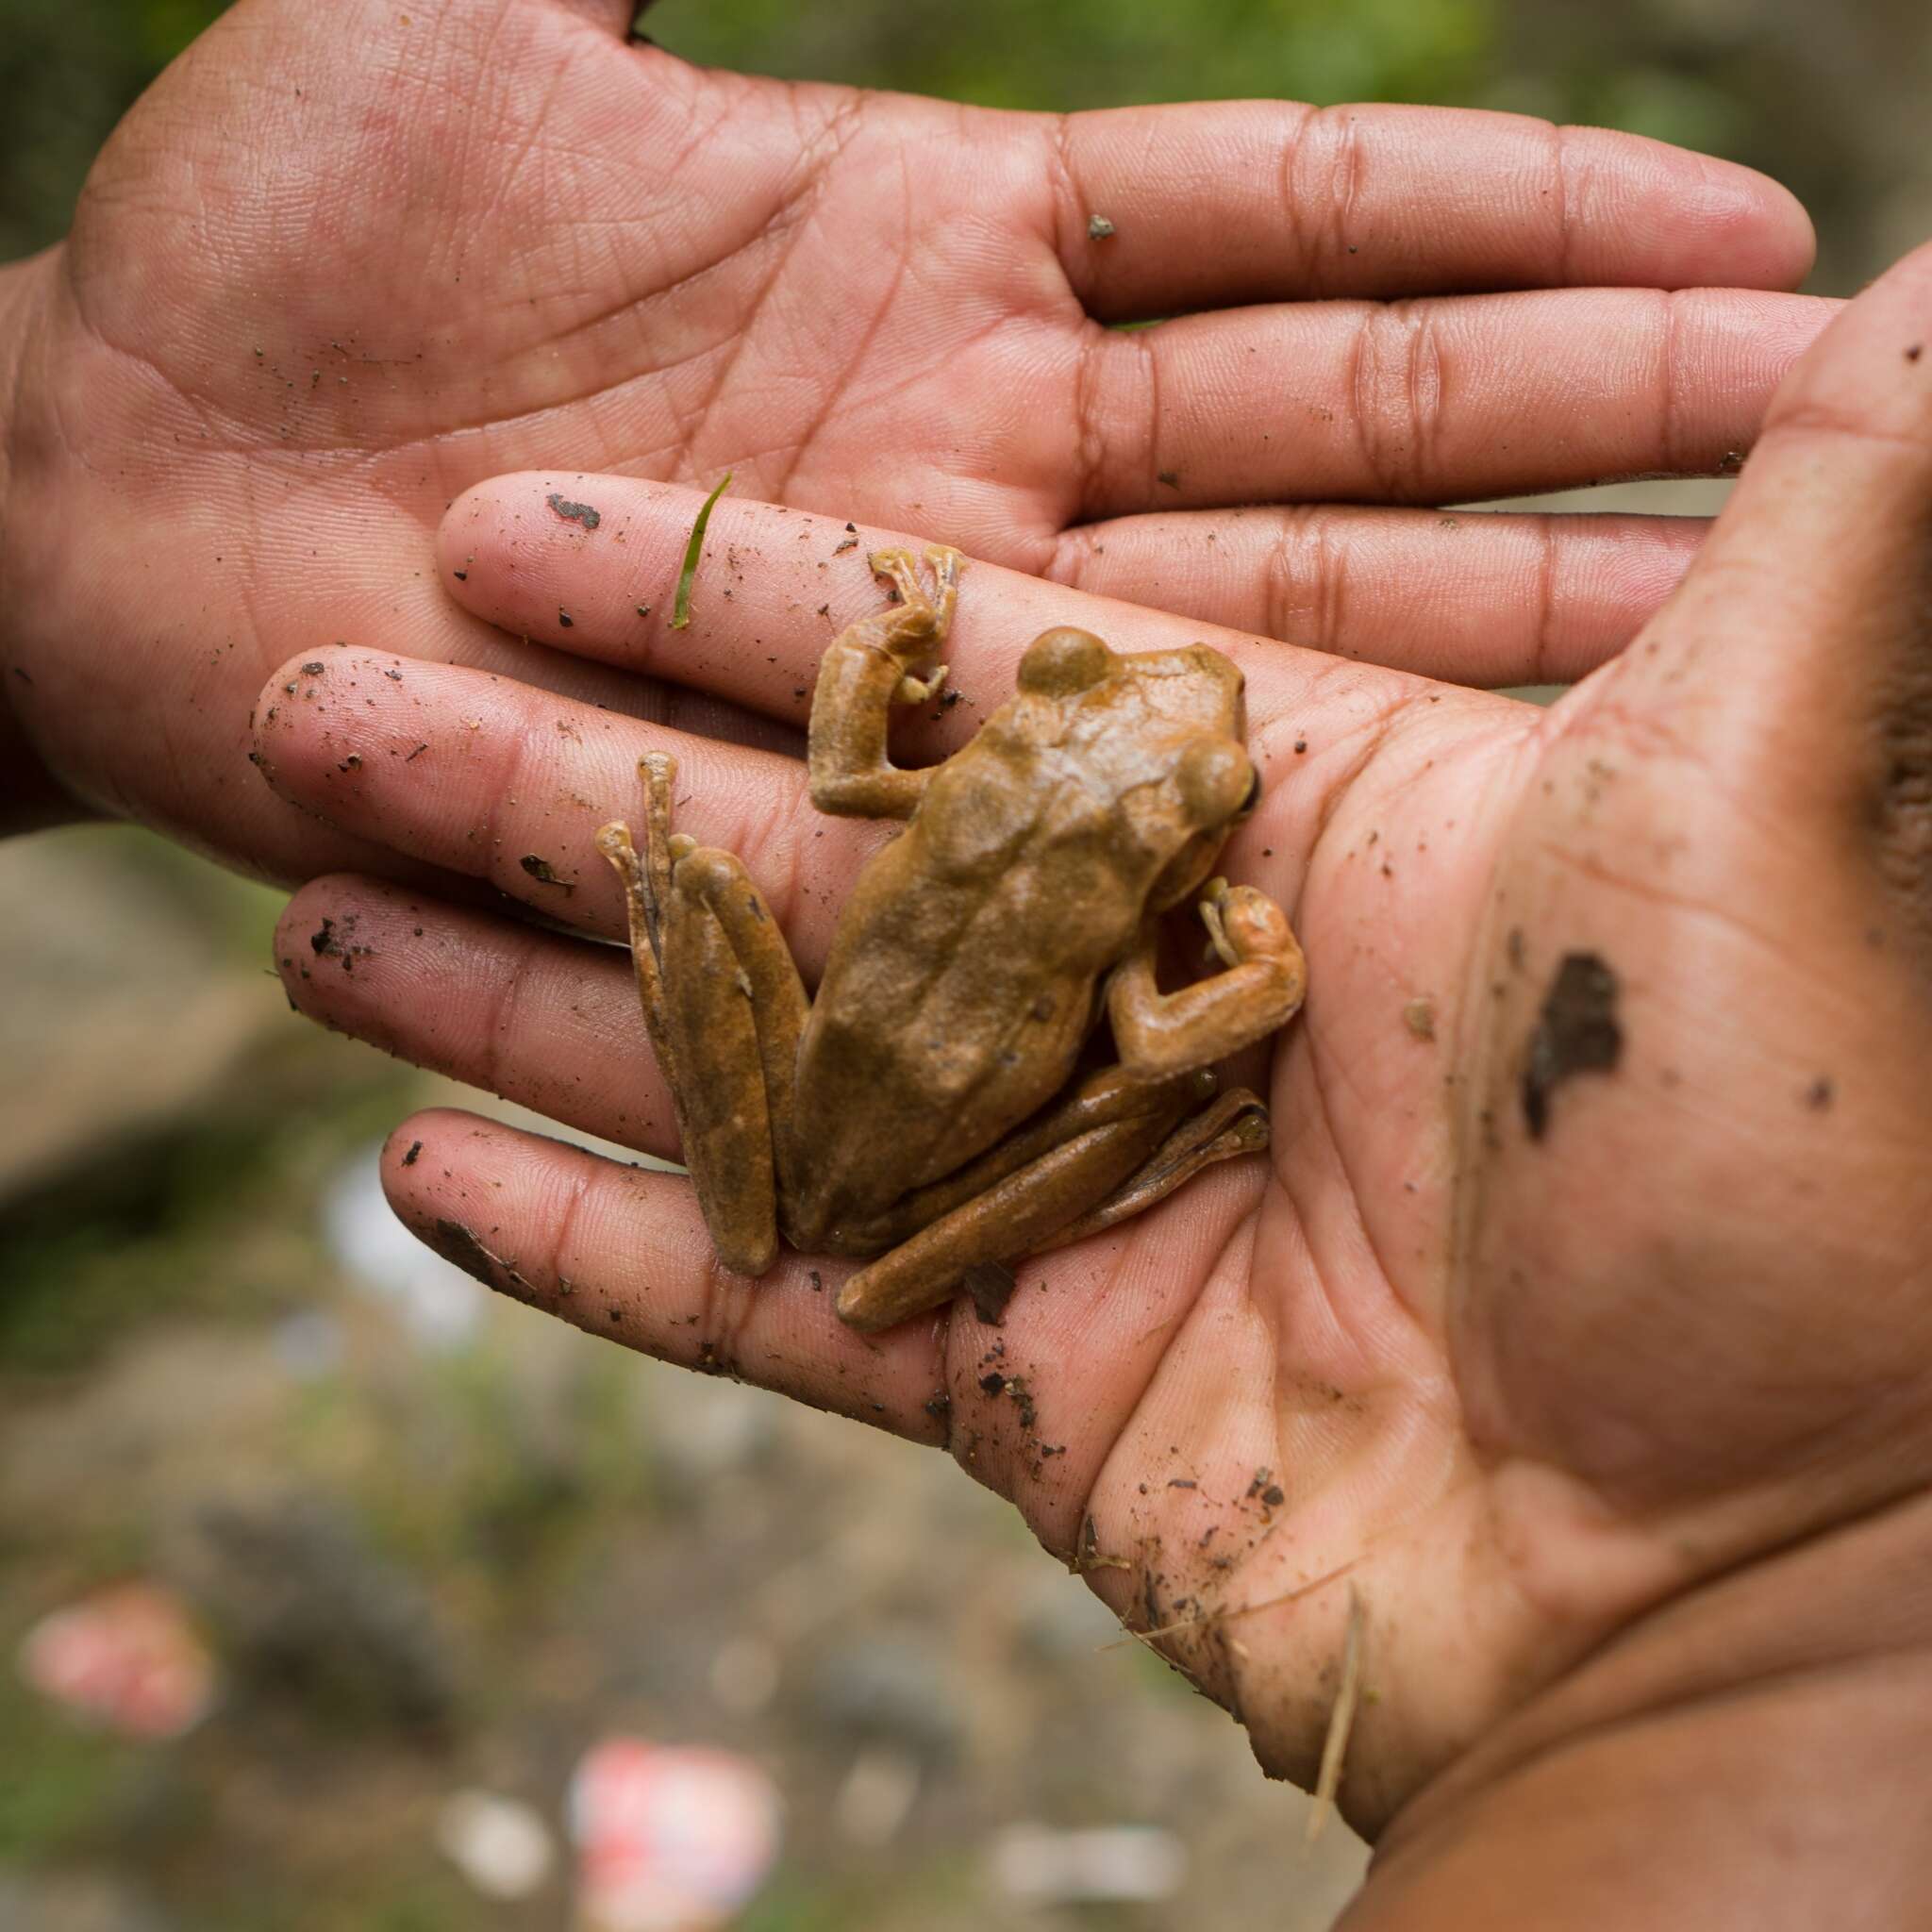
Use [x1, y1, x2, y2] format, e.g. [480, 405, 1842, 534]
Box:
[1018, 626, 1113, 696]
[1235, 768, 1263, 821]
[1176, 739, 1254, 824]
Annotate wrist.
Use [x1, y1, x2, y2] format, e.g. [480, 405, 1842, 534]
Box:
[0, 248, 92, 837]
[1356, 1484, 1932, 1926]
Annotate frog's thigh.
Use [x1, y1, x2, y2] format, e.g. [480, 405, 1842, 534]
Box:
[658, 852, 786, 1278]
[835, 1103, 1183, 1334]
[847, 1064, 1211, 1254]
[1037, 1087, 1269, 1255]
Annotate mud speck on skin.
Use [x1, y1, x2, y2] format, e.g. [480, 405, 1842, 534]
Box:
[965, 1260, 1018, 1324]
[309, 913, 374, 973]
[402, 1140, 423, 1167]
[426, 1217, 539, 1304]
[1006, 1375, 1038, 1432]
[546, 492, 602, 531]
[1403, 996, 1436, 1041]
[520, 856, 575, 893]
[1521, 952, 1623, 1141]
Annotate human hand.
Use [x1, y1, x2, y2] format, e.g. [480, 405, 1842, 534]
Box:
[1, 0, 1829, 868]
[256, 234, 1932, 1863]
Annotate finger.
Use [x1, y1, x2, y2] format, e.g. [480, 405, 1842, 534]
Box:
[1057, 104, 1816, 318]
[1049, 507, 1707, 687]
[1074, 287, 1836, 516]
[383, 1109, 952, 1437]
[380, 1105, 1268, 1547]
[275, 875, 684, 1158]
[1624, 239, 1932, 869]
[251, 648, 827, 946]
[444, 474, 1703, 690]
[434, 473, 1429, 728]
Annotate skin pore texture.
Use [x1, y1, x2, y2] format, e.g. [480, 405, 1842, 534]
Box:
[7, 1, 1932, 1922]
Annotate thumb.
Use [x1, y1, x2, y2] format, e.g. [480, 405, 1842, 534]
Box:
[1607, 237, 1932, 941]
[539, 0, 650, 36]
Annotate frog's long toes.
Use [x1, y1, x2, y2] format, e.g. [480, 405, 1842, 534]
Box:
[1198, 882, 1241, 970]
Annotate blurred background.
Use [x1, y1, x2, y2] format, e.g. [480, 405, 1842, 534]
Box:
[2, 3, 1928, 1929]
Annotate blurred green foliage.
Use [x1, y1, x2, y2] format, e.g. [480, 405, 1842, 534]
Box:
[641, 0, 1496, 112]
[0, 0, 227, 259]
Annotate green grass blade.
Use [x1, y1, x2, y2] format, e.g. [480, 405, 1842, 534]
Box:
[670, 473, 732, 630]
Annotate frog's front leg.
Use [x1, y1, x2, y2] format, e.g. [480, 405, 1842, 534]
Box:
[808, 545, 962, 819]
[1108, 882, 1307, 1075]
[597, 753, 809, 1277]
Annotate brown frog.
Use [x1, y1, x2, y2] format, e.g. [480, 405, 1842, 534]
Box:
[597, 546, 1306, 1332]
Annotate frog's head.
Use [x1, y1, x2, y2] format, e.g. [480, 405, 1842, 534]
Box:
[1148, 723, 1261, 908]
[1016, 629, 1259, 909]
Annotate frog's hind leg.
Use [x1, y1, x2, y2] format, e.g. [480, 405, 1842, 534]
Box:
[598, 756, 808, 1277]
[1035, 1087, 1269, 1254]
[833, 1072, 1272, 1333]
[834, 1070, 1202, 1334]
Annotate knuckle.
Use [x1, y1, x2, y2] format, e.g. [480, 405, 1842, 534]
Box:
[1350, 304, 1448, 497]
[1288, 105, 1373, 285]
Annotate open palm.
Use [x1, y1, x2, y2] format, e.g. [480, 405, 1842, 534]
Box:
[1, 0, 1830, 864]
[260, 237, 1932, 1841]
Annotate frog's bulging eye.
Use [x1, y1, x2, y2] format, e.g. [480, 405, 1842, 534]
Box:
[1018, 626, 1113, 696]
[1176, 739, 1254, 824]
[1236, 769, 1263, 820]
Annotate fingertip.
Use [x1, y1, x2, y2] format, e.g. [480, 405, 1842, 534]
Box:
[437, 470, 652, 646]
[437, 476, 526, 609]
[1564, 127, 1816, 292]
[272, 875, 341, 1001]
[380, 1107, 475, 1211]
[1693, 162, 1816, 294]
[1759, 234, 1932, 441]
[252, 644, 408, 817]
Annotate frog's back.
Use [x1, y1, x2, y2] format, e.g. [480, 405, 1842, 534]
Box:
[788, 639, 1252, 1241]
[790, 739, 1155, 1232]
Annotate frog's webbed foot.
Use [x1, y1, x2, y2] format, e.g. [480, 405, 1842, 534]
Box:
[599, 758, 809, 1278]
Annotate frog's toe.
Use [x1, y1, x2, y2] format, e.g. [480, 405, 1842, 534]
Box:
[892, 663, 948, 706]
